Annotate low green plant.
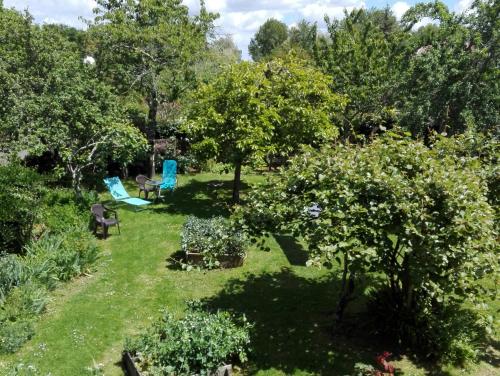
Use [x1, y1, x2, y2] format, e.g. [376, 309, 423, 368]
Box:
[125, 303, 252, 376]
[0, 255, 26, 303]
[25, 228, 98, 282]
[1, 282, 48, 319]
[3, 363, 39, 376]
[40, 188, 95, 234]
[0, 204, 99, 354]
[0, 320, 35, 355]
[0, 283, 48, 354]
[181, 216, 246, 269]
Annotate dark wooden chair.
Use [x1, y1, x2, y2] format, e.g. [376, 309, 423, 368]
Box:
[91, 204, 120, 239]
[135, 175, 158, 199]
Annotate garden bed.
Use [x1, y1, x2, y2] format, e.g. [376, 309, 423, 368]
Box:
[185, 252, 245, 269]
[123, 352, 233, 376]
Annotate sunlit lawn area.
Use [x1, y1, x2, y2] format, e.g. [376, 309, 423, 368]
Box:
[0, 172, 497, 376]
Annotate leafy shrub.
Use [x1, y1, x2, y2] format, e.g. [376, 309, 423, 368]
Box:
[40, 188, 95, 234]
[176, 154, 200, 174]
[181, 216, 246, 269]
[24, 228, 99, 282]
[0, 255, 26, 303]
[0, 165, 43, 253]
[0, 197, 99, 354]
[0, 282, 48, 354]
[1, 282, 48, 319]
[125, 303, 252, 375]
[237, 133, 497, 363]
[0, 319, 35, 354]
[368, 287, 491, 365]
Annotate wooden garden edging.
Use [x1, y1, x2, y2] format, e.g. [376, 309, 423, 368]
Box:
[123, 352, 233, 376]
[185, 252, 245, 268]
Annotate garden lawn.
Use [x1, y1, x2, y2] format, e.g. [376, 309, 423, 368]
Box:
[0, 173, 497, 376]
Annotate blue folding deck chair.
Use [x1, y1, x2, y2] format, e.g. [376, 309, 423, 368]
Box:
[158, 160, 177, 197]
[103, 177, 151, 208]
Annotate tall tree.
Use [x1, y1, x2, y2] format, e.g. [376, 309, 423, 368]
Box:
[398, 0, 499, 136]
[248, 18, 288, 61]
[288, 20, 318, 57]
[315, 7, 404, 139]
[185, 57, 346, 202]
[90, 0, 217, 175]
[0, 4, 147, 195]
[193, 35, 242, 84]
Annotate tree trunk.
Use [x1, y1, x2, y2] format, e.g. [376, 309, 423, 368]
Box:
[71, 168, 83, 200]
[232, 160, 242, 204]
[147, 89, 158, 178]
[335, 251, 355, 324]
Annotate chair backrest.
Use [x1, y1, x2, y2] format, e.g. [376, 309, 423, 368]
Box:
[103, 177, 130, 200]
[161, 160, 177, 188]
[91, 204, 105, 220]
[135, 175, 149, 189]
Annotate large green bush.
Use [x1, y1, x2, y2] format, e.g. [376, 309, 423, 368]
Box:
[181, 216, 246, 269]
[0, 165, 44, 253]
[236, 132, 497, 364]
[125, 303, 252, 375]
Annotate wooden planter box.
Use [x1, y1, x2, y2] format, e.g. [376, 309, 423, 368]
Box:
[185, 252, 245, 268]
[123, 352, 233, 376]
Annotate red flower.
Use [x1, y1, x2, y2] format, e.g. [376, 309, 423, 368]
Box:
[375, 351, 395, 374]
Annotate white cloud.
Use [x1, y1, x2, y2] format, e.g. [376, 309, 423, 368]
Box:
[454, 0, 473, 13]
[391, 1, 410, 20]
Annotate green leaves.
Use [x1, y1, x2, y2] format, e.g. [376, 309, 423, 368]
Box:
[125, 304, 252, 375]
[239, 132, 497, 308]
[185, 56, 345, 200]
[181, 216, 247, 269]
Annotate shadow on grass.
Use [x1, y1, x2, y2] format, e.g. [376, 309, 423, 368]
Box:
[274, 235, 309, 266]
[150, 179, 250, 218]
[203, 267, 380, 375]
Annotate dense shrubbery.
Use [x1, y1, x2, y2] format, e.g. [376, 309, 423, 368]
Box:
[0, 185, 99, 354]
[236, 132, 497, 364]
[0, 165, 44, 254]
[181, 216, 246, 269]
[125, 303, 252, 375]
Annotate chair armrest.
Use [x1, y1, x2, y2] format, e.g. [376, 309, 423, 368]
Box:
[103, 205, 119, 220]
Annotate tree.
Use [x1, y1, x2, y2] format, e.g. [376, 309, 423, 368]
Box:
[0, 4, 147, 196]
[0, 4, 36, 148]
[185, 57, 345, 202]
[397, 0, 499, 136]
[248, 18, 288, 61]
[236, 132, 497, 358]
[287, 20, 318, 58]
[193, 35, 242, 84]
[90, 0, 217, 176]
[19, 54, 148, 196]
[315, 7, 404, 139]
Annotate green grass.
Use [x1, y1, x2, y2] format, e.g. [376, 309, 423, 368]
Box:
[0, 172, 497, 376]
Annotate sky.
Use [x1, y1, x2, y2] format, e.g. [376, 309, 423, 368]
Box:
[3, 0, 473, 59]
